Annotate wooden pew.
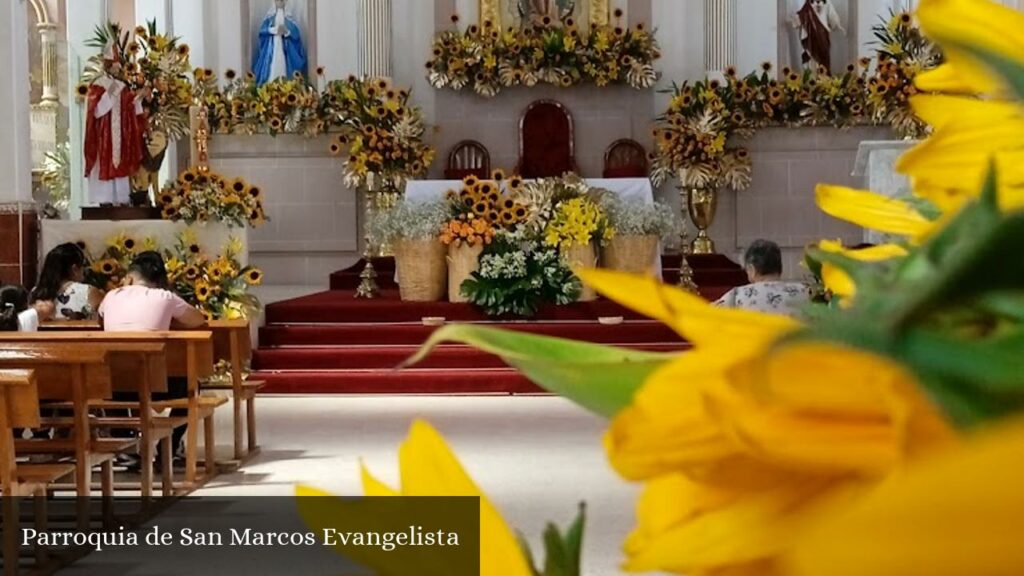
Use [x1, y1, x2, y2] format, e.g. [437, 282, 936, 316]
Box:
[11, 341, 170, 498]
[0, 333, 218, 490]
[0, 370, 76, 576]
[207, 319, 266, 460]
[42, 319, 265, 463]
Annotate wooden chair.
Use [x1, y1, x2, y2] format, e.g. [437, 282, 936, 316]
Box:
[444, 140, 491, 180]
[603, 139, 649, 178]
[517, 100, 578, 179]
[0, 370, 75, 576]
[207, 320, 266, 461]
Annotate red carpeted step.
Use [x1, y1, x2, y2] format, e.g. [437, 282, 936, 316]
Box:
[253, 342, 686, 371]
[259, 320, 683, 347]
[253, 368, 543, 394]
[265, 290, 653, 324]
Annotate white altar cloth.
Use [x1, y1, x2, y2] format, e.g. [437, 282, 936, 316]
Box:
[405, 178, 656, 205]
[404, 178, 661, 275]
[41, 220, 250, 266]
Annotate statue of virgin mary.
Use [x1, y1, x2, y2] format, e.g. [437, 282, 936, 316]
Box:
[253, 0, 307, 85]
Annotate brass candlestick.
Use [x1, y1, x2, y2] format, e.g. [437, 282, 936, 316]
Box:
[677, 181, 699, 294]
[355, 173, 380, 299]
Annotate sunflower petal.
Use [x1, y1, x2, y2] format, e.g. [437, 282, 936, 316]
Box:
[815, 185, 934, 239]
[398, 420, 534, 576]
[577, 268, 799, 348]
[788, 416, 1024, 576]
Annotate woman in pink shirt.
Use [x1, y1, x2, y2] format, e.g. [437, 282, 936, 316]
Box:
[99, 251, 205, 467]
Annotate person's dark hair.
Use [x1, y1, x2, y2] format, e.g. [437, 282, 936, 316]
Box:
[31, 243, 87, 302]
[744, 239, 783, 277]
[0, 285, 29, 331]
[128, 251, 169, 288]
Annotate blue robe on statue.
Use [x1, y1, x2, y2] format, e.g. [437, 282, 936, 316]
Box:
[253, 9, 307, 85]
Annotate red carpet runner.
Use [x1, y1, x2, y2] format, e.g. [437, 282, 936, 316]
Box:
[253, 254, 746, 394]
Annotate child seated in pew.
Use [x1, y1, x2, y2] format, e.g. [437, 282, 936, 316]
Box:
[30, 242, 103, 320]
[0, 284, 55, 332]
[99, 251, 206, 464]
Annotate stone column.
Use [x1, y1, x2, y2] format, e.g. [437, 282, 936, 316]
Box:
[359, 0, 392, 78]
[0, 0, 37, 285]
[704, 0, 736, 75]
[38, 22, 60, 105]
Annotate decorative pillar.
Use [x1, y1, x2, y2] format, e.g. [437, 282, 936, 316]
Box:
[704, 0, 736, 74]
[0, 0, 37, 286]
[38, 23, 60, 105]
[66, 0, 108, 219]
[359, 0, 392, 78]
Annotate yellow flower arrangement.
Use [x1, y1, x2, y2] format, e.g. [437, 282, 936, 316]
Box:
[426, 12, 659, 96]
[166, 231, 262, 319]
[543, 197, 613, 251]
[650, 11, 936, 190]
[205, 72, 320, 136]
[439, 173, 529, 246]
[321, 76, 434, 190]
[158, 167, 267, 228]
[81, 230, 262, 320]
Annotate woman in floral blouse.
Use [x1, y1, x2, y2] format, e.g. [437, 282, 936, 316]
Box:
[715, 239, 810, 318]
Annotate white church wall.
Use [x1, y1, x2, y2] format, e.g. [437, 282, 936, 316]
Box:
[736, 0, 778, 73]
[316, 0, 360, 81]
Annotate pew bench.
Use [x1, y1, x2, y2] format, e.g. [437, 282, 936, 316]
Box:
[0, 332, 216, 492]
[1, 369, 77, 576]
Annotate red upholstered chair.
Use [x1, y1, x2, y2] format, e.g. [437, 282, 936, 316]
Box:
[516, 100, 578, 179]
[603, 139, 649, 178]
[445, 140, 491, 180]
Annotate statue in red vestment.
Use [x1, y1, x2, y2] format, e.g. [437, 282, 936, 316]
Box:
[794, 0, 845, 73]
[83, 43, 148, 206]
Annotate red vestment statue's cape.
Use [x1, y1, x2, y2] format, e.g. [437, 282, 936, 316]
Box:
[83, 80, 146, 181]
[797, 1, 831, 72]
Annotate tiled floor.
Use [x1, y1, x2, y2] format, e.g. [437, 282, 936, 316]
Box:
[62, 395, 640, 575]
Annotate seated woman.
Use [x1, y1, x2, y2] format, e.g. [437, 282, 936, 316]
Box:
[30, 243, 103, 320]
[0, 284, 54, 332]
[715, 239, 810, 318]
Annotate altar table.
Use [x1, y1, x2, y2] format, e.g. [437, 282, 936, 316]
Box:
[404, 178, 661, 275]
[405, 178, 656, 205]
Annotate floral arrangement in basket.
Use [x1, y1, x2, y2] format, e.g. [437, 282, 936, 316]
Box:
[81, 231, 263, 320]
[649, 11, 937, 190]
[439, 172, 530, 247]
[460, 235, 581, 317]
[158, 167, 267, 228]
[324, 76, 435, 189]
[206, 72, 322, 136]
[866, 10, 942, 139]
[426, 10, 659, 97]
[600, 196, 679, 242]
[77, 21, 197, 142]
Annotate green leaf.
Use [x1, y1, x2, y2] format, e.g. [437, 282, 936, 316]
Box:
[563, 503, 586, 576]
[403, 324, 675, 418]
[542, 522, 568, 576]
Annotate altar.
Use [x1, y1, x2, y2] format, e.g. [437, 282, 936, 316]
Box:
[404, 177, 662, 275]
[405, 178, 656, 205]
